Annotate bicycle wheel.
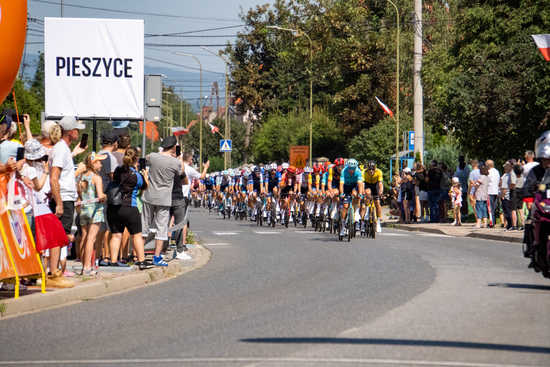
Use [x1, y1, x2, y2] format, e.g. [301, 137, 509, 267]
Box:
[347, 205, 353, 242]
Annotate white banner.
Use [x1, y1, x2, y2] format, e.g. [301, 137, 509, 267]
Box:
[45, 17, 144, 119]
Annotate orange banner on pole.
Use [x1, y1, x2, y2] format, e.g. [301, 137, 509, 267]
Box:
[289, 146, 310, 169]
[0, 174, 43, 281]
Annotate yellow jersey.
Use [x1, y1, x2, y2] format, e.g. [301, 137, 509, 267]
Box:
[363, 168, 383, 184]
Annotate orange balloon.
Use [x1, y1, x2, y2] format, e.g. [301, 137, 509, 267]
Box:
[0, 0, 27, 105]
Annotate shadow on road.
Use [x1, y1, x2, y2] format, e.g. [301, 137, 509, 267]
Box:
[240, 338, 550, 354]
[488, 283, 550, 291]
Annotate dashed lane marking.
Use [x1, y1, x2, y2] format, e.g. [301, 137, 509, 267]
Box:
[204, 243, 232, 246]
[213, 232, 239, 236]
[254, 231, 281, 234]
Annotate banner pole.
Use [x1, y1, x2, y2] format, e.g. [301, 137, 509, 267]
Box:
[141, 121, 147, 158]
[92, 119, 97, 152]
[21, 209, 46, 293]
[0, 221, 20, 299]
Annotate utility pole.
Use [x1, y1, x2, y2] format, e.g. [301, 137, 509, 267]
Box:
[413, 0, 424, 163]
[60, 0, 63, 17]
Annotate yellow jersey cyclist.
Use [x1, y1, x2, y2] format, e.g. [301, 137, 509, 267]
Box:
[338, 158, 364, 237]
[363, 161, 383, 232]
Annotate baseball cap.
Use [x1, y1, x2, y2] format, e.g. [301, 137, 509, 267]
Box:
[24, 139, 46, 160]
[59, 116, 85, 131]
[160, 135, 177, 150]
[101, 130, 117, 145]
[403, 167, 412, 173]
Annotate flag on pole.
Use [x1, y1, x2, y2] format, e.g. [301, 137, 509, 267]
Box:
[207, 121, 220, 134]
[171, 127, 190, 136]
[375, 96, 394, 117]
[532, 34, 550, 61]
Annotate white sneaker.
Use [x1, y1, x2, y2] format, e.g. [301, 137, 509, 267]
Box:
[176, 251, 192, 260]
[376, 220, 382, 233]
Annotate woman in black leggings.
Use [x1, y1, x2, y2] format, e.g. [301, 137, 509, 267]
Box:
[107, 148, 151, 269]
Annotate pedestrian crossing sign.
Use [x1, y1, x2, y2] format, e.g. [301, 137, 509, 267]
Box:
[220, 139, 232, 152]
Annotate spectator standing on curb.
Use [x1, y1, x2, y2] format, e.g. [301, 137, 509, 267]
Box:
[449, 177, 462, 226]
[427, 160, 442, 223]
[142, 136, 185, 266]
[513, 163, 525, 230]
[468, 160, 480, 222]
[500, 161, 517, 230]
[454, 156, 470, 217]
[439, 163, 451, 223]
[522, 150, 539, 211]
[77, 152, 107, 274]
[401, 167, 414, 223]
[415, 163, 429, 222]
[49, 116, 86, 288]
[97, 131, 118, 266]
[486, 160, 500, 227]
[167, 147, 189, 259]
[474, 165, 490, 228]
[107, 147, 151, 270]
[179, 152, 209, 257]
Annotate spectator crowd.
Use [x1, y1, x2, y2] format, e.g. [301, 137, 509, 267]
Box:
[389, 153, 538, 231]
[0, 110, 207, 289]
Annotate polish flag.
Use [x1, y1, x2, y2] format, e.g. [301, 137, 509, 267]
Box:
[171, 127, 190, 136]
[375, 96, 394, 117]
[208, 122, 219, 134]
[532, 34, 550, 61]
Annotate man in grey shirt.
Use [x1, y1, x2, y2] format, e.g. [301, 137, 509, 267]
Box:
[142, 136, 184, 266]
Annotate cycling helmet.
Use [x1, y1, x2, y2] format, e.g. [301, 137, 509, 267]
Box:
[229, 169, 235, 177]
[334, 158, 345, 166]
[304, 166, 313, 173]
[287, 165, 297, 174]
[535, 131, 550, 159]
[313, 164, 320, 174]
[282, 162, 289, 170]
[368, 161, 376, 170]
[253, 166, 261, 173]
[347, 159, 359, 169]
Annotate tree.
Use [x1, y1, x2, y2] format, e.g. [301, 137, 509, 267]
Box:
[252, 108, 345, 162]
[423, 0, 550, 160]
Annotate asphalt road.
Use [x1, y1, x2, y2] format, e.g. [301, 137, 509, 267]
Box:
[1, 208, 549, 366]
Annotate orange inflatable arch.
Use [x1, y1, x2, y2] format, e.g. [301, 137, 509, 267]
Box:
[0, 0, 27, 105]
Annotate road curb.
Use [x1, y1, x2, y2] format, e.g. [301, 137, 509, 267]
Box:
[384, 223, 521, 244]
[0, 245, 211, 319]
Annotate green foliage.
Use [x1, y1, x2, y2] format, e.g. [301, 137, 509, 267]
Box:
[424, 136, 460, 173]
[1, 79, 42, 136]
[424, 0, 550, 160]
[349, 115, 412, 183]
[252, 108, 345, 162]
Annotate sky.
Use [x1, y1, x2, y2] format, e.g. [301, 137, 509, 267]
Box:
[25, 0, 274, 102]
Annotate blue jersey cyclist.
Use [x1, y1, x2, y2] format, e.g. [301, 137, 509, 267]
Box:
[339, 159, 364, 196]
[338, 159, 364, 237]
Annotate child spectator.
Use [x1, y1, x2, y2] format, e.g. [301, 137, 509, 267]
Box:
[449, 177, 462, 226]
[77, 152, 108, 275]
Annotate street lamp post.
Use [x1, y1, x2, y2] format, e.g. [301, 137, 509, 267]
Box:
[201, 46, 231, 169]
[387, 0, 400, 171]
[267, 25, 313, 165]
[175, 52, 203, 172]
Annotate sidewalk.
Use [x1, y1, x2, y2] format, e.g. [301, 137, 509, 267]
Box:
[0, 244, 211, 319]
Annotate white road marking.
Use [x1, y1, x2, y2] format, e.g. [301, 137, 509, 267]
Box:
[294, 230, 317, 234]
[213, 232, 239, 236]
[0, 358, 537, 366]
[418, 233, 451, 238]
[379, 233, 408, 237]
[204, 243, 231, 247]
[254, 231, 281, 234]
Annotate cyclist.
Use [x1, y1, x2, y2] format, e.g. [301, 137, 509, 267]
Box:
[339, 158, 364, 237]
[363, 160, 384, 232]
[328, 158, 345, 195]
[247, 166, 265, 220]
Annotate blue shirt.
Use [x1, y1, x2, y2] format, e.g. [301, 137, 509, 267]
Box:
[341, 166, 363, 186]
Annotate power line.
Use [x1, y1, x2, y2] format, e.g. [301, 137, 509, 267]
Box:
[145, 25, 245, 37]
[145, 43, 229, 47]
[30, 0, 239, 22]
[144, 56, 225, 75]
